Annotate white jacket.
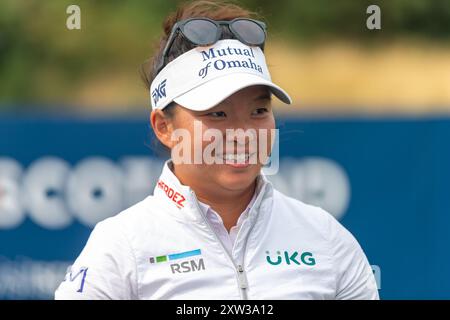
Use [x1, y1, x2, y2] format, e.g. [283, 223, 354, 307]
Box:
[55, 160, 379, 300]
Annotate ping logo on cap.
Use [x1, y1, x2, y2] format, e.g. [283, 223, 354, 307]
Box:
[152, 79, 167, 105]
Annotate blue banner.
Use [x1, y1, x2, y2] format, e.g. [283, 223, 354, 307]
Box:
[0, 114, 448, 299]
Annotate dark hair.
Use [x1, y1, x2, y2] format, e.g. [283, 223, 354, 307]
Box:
[140, 0, 261, 90]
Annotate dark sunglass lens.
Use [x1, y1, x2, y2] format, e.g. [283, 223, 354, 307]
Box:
[183, 19, 218, 45]
[231, 20, 265, 45]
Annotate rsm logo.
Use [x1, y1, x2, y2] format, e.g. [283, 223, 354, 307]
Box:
[0, 156, 350, 230]
[171, 259, 205, 274]
[148, 249, 206, 274]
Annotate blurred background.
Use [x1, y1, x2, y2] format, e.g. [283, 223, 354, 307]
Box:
[0, 0, 449, 299]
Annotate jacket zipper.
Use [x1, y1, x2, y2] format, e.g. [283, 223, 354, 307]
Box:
[191, 190, 250, 300]
[236, 183, 267, 300]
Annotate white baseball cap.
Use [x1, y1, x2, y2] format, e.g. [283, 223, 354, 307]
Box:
[150, 39, 292, 111]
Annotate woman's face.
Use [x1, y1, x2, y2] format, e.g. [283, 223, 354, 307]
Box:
[167, 85, 275, 193]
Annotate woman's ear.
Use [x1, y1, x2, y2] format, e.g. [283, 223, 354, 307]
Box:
[150, 110, 174, 149]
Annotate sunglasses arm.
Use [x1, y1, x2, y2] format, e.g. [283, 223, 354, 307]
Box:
[156, 23, 181, 75]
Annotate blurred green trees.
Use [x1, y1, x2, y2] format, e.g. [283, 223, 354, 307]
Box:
[0, 0, 448, 108]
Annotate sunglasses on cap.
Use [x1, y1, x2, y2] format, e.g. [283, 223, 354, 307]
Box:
[156, 17, 267, 75]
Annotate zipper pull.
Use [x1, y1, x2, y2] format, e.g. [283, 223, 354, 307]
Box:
[237, 264, 248, 289]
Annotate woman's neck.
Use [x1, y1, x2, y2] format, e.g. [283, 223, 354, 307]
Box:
[196, 181, 256, 232]
[202, 181, 255, 221]
[172, 165, 257, 232]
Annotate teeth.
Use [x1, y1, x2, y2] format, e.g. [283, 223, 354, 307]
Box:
[222, 153, 250, 162]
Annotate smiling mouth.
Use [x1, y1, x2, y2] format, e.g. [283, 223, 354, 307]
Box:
[215, 152, 257, 166]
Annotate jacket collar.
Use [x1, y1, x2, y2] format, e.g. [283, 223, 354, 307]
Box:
[152, 159, 273, 223]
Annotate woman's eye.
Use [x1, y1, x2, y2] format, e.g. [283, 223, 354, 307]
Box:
[252, 107, 269, 116]
[207, 111, 226, 118]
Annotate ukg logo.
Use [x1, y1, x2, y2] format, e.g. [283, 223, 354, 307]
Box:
[265, 250, 316, 266]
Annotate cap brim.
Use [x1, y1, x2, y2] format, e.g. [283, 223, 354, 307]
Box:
[173, 73, 292, 111]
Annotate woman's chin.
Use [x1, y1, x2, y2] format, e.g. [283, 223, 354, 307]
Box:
[213, 164, 260, 190]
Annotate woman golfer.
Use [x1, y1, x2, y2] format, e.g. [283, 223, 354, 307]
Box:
[55, 1, 379, 300]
